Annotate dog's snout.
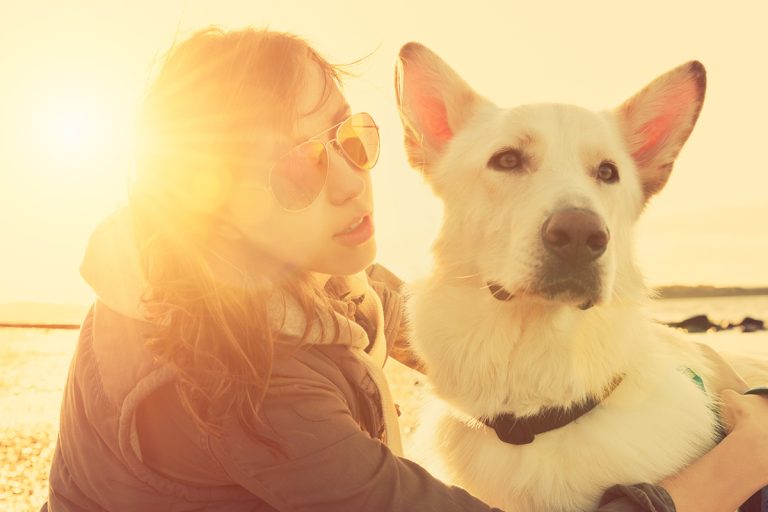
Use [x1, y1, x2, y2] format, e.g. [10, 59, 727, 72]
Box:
[541, 208, 609, 263]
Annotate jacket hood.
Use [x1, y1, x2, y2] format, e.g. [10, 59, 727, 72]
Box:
[80, 207, 148, 321]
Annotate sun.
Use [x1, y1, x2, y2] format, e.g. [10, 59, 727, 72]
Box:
[51, 107, 93, 152]
[32, 92, 113, 167]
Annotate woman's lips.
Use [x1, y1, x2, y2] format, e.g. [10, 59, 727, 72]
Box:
[333, 214, 374, 246]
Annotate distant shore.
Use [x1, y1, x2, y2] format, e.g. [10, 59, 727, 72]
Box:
[654, 286, 768, 299]
[0, 323, 80, 330]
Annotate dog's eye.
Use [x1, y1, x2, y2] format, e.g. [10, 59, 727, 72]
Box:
[488, 149, 524, 171]
[597, 161, 619, 183]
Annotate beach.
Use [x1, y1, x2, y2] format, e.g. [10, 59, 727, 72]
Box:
[0, 328, 75, 511]
[2, 295, 767, 511]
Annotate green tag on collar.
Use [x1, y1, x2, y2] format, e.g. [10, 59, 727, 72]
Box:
[680, 367, 706, 393]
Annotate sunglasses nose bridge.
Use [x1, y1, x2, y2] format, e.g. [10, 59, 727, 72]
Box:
[325, 138, 349, 168]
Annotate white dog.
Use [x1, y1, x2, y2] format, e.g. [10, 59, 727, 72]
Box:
[395, 42, 768, 511]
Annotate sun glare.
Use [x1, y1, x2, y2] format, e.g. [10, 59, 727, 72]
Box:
[51, 108, 93, 151]
[32, 92, 114, 167]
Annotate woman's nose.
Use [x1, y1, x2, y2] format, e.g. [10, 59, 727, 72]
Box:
[324, 143, 366, 205]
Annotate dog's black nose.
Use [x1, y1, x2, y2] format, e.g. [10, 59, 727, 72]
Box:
[541, 208, 609, 263]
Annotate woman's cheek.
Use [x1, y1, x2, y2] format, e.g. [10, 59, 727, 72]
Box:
[228, 186, 275, 232]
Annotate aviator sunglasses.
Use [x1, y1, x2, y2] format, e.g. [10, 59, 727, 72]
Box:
[266, 112, 380, 211]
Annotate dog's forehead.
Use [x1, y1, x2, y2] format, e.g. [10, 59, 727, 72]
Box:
[489, 103, 618, 150]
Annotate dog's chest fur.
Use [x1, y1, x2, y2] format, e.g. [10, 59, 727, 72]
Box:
[408, 279, 719, 511]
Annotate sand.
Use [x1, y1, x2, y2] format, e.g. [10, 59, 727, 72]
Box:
[0, 329, 78, 512]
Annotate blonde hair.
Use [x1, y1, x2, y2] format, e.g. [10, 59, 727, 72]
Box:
[130, 27, 342, 441]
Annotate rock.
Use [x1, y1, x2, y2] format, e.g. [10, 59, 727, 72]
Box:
[666, 315, 766, 334]
[739, 317, 765, 333]
[666, 314, 720, 333]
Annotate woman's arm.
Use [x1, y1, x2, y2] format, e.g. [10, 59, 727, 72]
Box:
[596, 390, 768, 512]
[660, 389, 768, 512]
[207, 348, 500, 511]
[660, 428, 763, 512]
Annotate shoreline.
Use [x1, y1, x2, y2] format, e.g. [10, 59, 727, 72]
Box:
[0, 324, 80, 331]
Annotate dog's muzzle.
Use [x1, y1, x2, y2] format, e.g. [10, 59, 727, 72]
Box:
[536, 208, 608, 307]
[486, 209, 608, 309]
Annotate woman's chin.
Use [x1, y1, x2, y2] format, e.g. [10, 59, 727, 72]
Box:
[317, 240, 377, 276]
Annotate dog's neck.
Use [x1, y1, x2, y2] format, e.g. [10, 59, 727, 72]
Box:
[409, 273, 652, 419]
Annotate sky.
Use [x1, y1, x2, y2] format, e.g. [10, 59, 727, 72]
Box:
[1, 0, 767, 306]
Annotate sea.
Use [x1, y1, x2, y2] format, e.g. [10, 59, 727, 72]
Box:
[646, 294, 768, 358]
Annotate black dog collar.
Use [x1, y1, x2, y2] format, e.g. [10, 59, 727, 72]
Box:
[482, 375, 624, 445]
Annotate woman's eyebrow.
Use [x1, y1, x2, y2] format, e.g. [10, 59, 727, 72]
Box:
[298, 104, 353, 144]
[309, 105, 352, 142]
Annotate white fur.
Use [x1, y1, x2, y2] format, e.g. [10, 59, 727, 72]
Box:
[396, 43, 765, 511]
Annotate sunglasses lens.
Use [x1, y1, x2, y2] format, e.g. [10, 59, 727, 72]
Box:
[270, 141, 328, 211]
[337, 112, 380, 171]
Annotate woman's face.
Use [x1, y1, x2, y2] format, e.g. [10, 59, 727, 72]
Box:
[227, 58, 377, 276]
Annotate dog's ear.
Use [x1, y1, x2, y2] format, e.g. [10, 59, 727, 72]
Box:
[616, 61, 706, 200]
[395, 42, 486, 171]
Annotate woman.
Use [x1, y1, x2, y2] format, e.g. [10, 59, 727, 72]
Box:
[44, 27, 767, 511]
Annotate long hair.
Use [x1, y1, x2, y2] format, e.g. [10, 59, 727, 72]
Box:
[129, 27, 342, 440]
